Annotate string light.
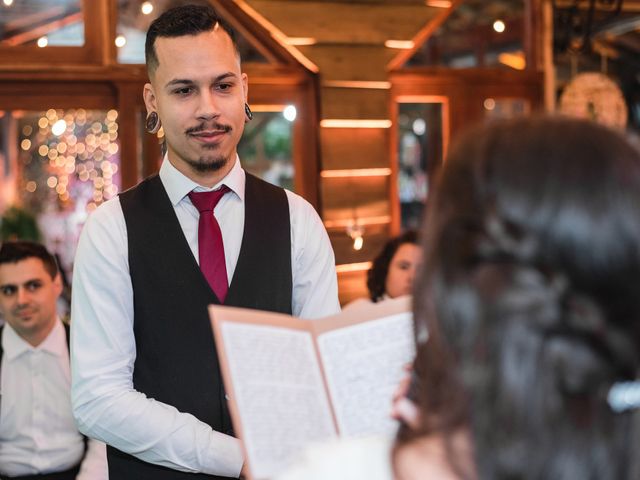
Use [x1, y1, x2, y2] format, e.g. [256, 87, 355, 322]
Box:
[141, 1, 154, 15]
[493, 20, 506, 33]
[115, 35, 127, 48]
[37, 36, 48, 48]
[20, 109, 121, 211]
[3, 0, 14, 6]
[283, 105, 297, 122]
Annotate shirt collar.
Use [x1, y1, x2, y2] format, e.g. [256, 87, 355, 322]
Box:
[1, 318, 66, 360]
[159, 153, 245, 206]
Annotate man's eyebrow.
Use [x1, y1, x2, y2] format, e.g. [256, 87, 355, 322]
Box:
[164, 72, 238, 90]
[0, 282, 16, 289]
[165, 78, 195, 89]
[214, 72, 238, 82]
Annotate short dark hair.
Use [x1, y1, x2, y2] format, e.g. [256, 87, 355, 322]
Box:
[145, 4, 239, 75]
[406, 116, 640, 479]
[367, 230, 418, 302]
[0, 241, 58, 279]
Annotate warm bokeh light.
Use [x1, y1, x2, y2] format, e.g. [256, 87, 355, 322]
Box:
[283, 105, 297, 122]
[52, 119, 66, 136]
[493, 20, 506, 33]
[484, 98, 496, 111]
[141, 1, 154, 15]
[37, 36, 48, 48]
[385, 40, 415, 49]
[425, 0, 452, 7]
[115, 35, 127, 48]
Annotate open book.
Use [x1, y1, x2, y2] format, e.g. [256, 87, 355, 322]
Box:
[209, 296, 415, 480]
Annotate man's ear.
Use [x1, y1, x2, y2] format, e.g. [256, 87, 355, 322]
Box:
[143, 83, 157, 113]
[241, 73, 248, 103]
[52, 273, 63, 297]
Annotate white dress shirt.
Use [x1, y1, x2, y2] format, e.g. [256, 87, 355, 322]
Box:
[71, 156, 340, 477]
[0, 319, 107, 479]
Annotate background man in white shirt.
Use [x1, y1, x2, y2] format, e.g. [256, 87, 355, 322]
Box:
[71, 4, 339, 480]
[0, 241, 107, 480]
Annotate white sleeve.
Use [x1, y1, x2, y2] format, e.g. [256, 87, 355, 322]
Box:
[286, 191, 341, 319]
[70, 198, 243, 477]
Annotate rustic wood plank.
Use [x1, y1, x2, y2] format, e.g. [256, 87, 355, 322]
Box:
[320, 127, 389, 170]
[337, 269, 369, 306]
[297, 45, 396, 81]
[321, 175, 390, 221]
[321, 86, 390, 119]
[245, 1, 441, 44]
[329, 223, 390, 265]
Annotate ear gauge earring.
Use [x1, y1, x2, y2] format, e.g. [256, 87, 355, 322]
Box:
[145, 111, 161, 134]
[244, 103, 253, 121]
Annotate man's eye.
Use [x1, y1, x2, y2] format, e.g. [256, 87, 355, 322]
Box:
[216, 83, 232, 91]
[26, 282, 42, 291]
[1, 286, 16, 296]
[174, 87, 193, 95]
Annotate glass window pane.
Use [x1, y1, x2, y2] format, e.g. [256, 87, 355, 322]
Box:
[397, 102, 444, 230]
[0, 0, 84, 47]
[407, 0, 526, 70]
[238, 109, 295, 190]
[0, 108, 121, 280]
[116, 0, 269, 64]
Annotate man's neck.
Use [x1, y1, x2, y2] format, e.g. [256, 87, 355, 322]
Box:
[167, 152, 235, 188]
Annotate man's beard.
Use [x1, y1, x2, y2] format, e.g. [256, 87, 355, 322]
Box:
[183, 121, 233, 172]
[185, 153, 230, 173]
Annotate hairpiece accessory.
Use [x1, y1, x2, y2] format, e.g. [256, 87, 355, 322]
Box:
[145, 111, 161, 134]
[608, 380, 640, 413]
[244, 103, 253, 121]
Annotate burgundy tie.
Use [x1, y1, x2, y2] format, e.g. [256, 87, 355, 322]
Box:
[188, 186, 230, 303]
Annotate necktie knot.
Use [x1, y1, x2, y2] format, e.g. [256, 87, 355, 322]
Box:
[188, 185, 230, 213]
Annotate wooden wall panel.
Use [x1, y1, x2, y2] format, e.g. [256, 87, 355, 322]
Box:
[321, 176, 390, 221]
[0, 81, 116, 110]
[297, 45, 396, 82]
[329, 222, 390, 266]
[321, 87, 390, 120]
[321, 127, 389, 170]
[337, 269, 369, 306]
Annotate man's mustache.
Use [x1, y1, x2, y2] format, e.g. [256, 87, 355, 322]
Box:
[185, 123, 232, 135]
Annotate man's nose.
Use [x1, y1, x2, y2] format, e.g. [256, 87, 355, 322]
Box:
[196, 90, 221, 120]
[16, 287, 29, 305]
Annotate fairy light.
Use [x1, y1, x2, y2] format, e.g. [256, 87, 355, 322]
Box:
[19, 108, 122, 213]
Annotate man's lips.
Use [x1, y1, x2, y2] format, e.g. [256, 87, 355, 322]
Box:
[14, 309, 36, 319]
[189, 130, 227, 143]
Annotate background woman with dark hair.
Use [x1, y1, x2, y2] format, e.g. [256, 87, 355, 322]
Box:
[397, 115, 640, 480]
[277, 116, 640, 480]
[366, 230, 420, 302]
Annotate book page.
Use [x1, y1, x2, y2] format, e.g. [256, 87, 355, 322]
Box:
[219, 322, 337, 480]
[316, 312, 415, 437]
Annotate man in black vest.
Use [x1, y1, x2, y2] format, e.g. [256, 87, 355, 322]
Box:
[0, 241, 107, 480]
[70, 4, 339, 479]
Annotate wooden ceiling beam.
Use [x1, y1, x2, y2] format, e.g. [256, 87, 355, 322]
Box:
[243, 1, 442, 44]
[387, 0, 462, 70]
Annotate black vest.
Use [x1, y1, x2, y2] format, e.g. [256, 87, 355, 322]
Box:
[109, 173, 292, 479]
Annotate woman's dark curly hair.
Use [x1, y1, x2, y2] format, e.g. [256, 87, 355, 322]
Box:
[367, 230, 418, 302]
[401, 115, 640, 480]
